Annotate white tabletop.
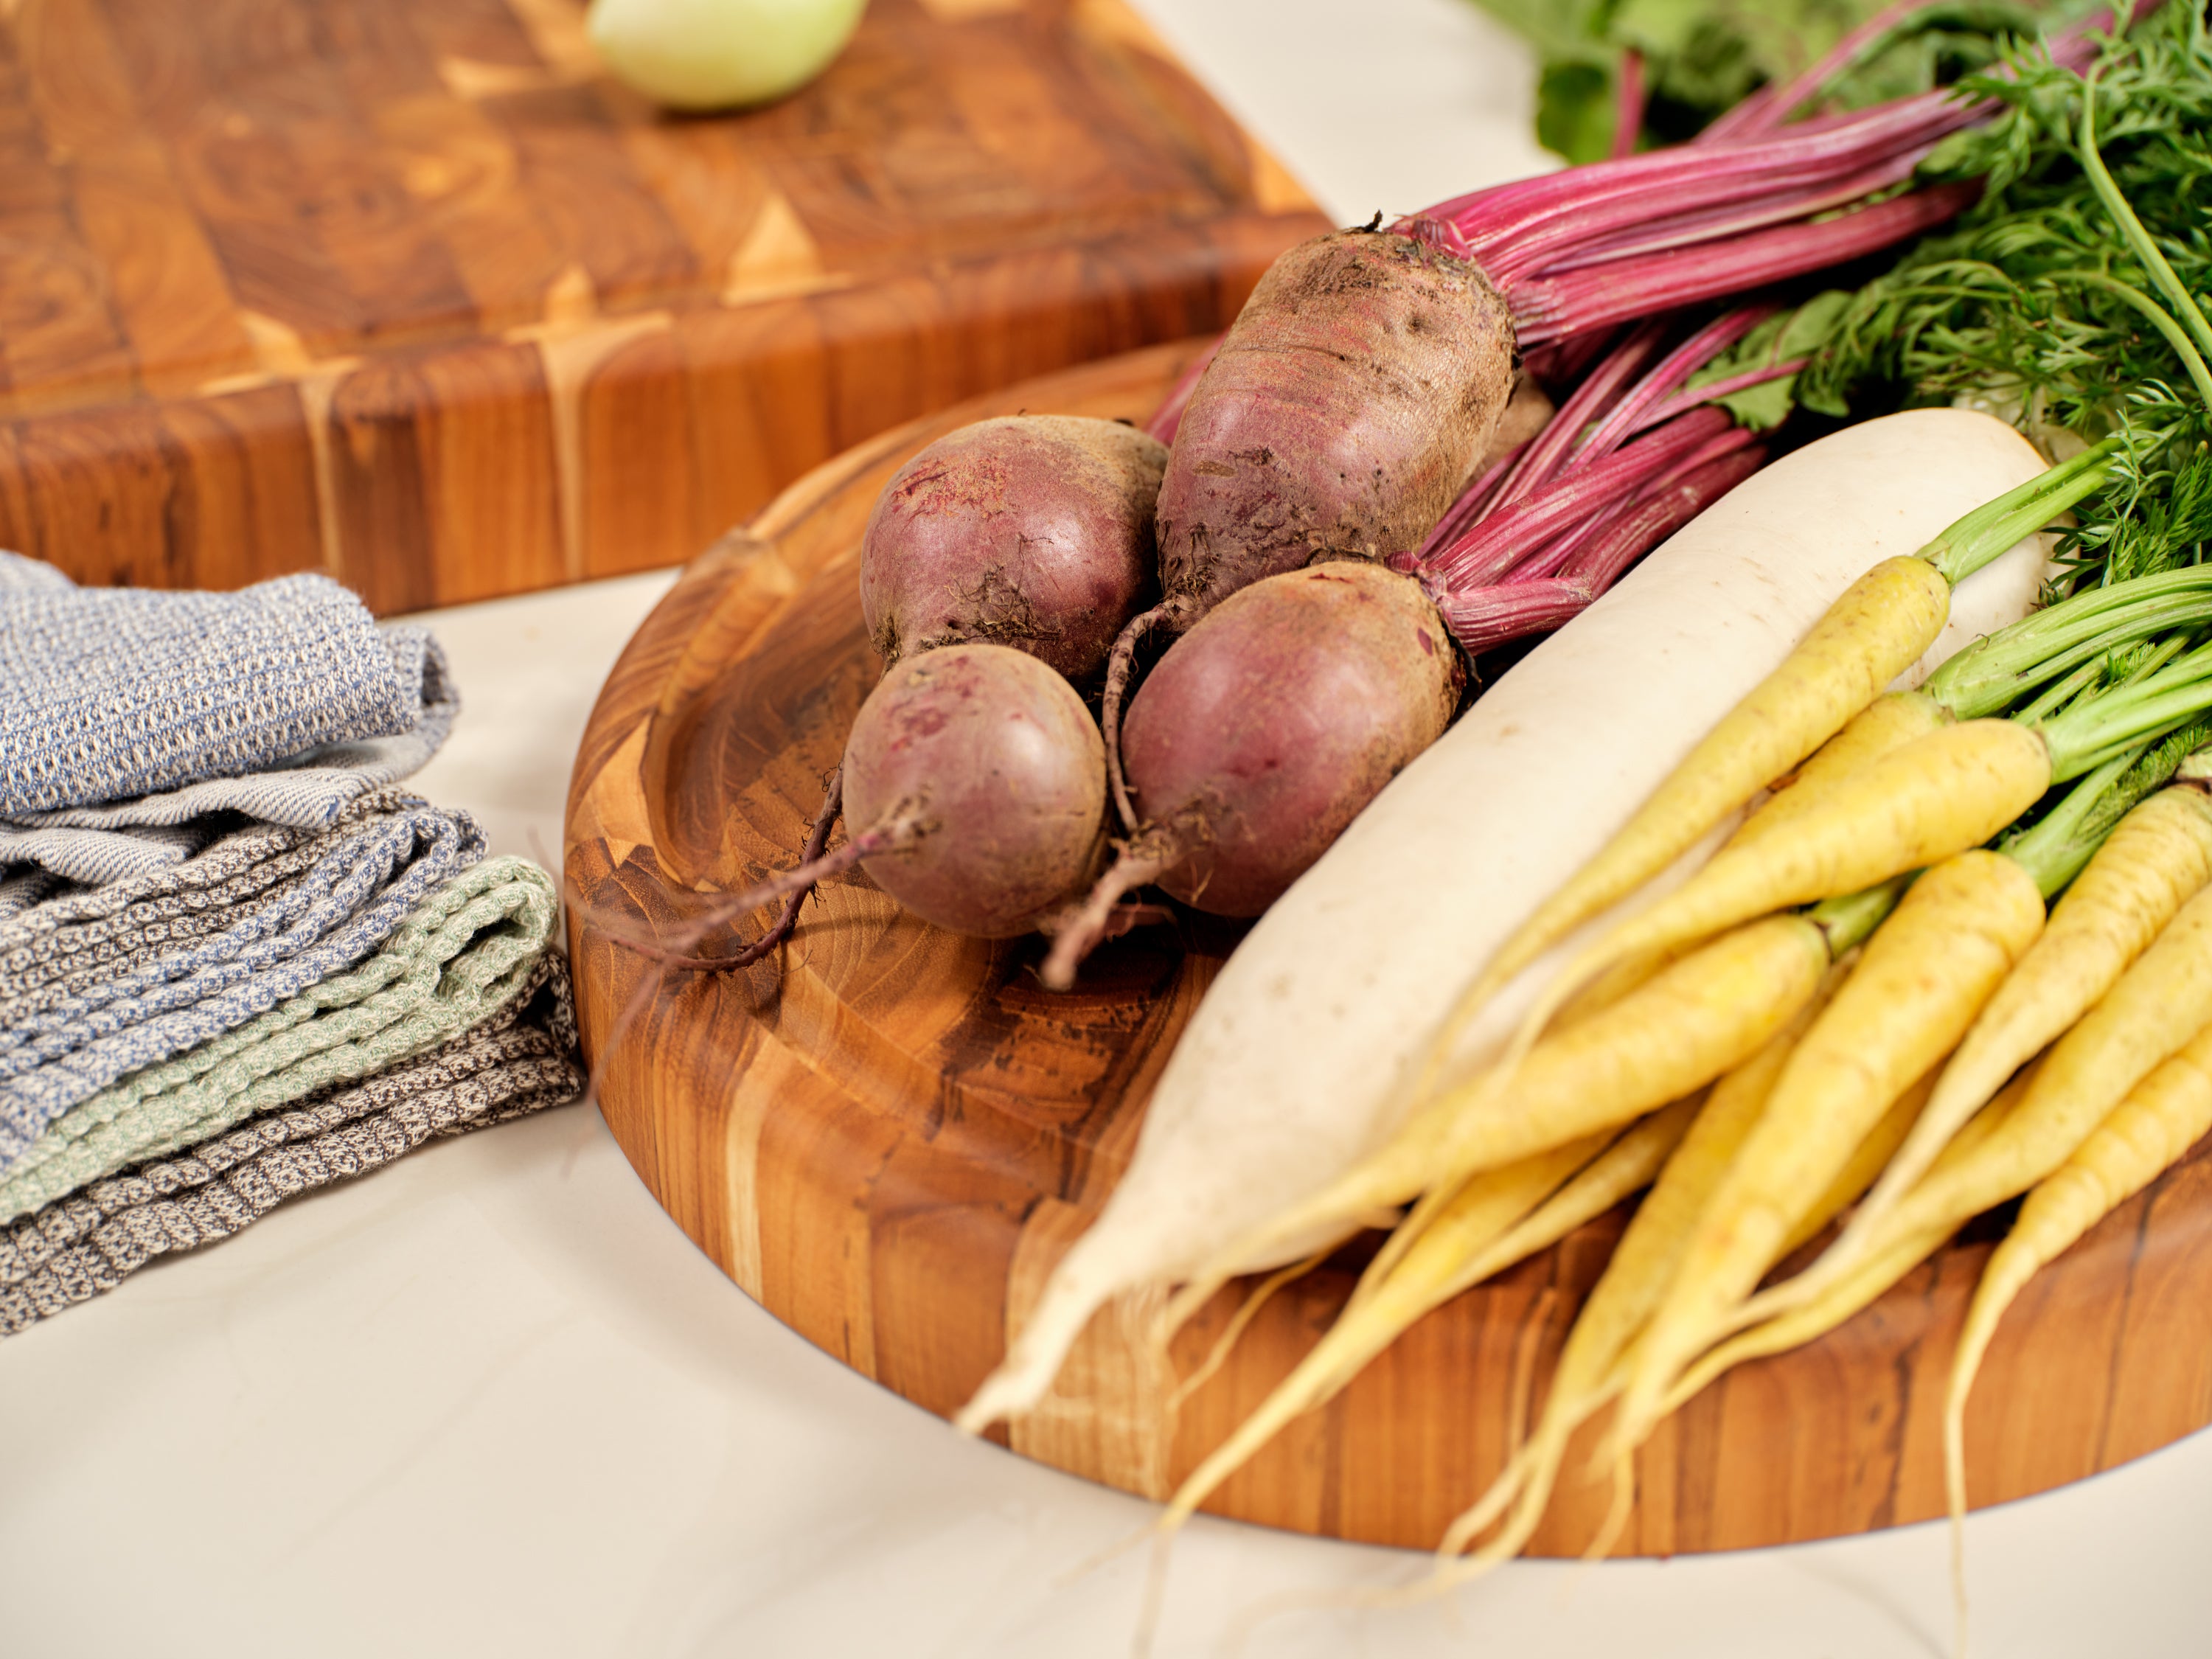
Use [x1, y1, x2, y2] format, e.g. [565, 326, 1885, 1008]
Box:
[5, 4, 2208, 1655]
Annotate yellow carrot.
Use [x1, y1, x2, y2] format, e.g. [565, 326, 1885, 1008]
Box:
[1554, 692, 1945, 1049]
[1659, 1069, 2034, 1416]
[1430, 442, 2116, 1065]
[1166, 1247, 1334, 1411]
[1776, 1065, 1935, 1260]
[1221, 914, 1834, 1290]
[1373, 1095, 1701, 1322]
[1155, 1125, 1621, 1537]
[1873, 879, 2212, 1248]
[1728, 689, 1954, 851]
[1162, 1096, 1708, 1543]
[1802, 785, 2212, 1301]
[1155, 1204, 1398, 1368]
[1666, 1225, 1955, 1418]
[1944, 1022, 2212, 1636]
[1604, 850, 2045, 1459]
[1527, 723, 2050, 1054]
[1214, 714, 2027, 1310]
[1434, 969, 1844, 1568]
[1534, 697, 1944, 1039]
[1427, 1071, 2031, 1585]
[1456, 557, 1952, 1015]
[1597, 1073, 1935, 1418]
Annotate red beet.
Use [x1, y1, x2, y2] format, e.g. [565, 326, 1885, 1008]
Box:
[1101, 227, 1514, 828]
[1154, 231, 1516, 617]
[844, 642, 1108, 936]
[1043, 561, 1461, 989]
[860, 415, 1167, 686]
[703, 644, 1104, 942]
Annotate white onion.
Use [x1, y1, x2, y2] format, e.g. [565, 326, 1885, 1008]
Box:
[588, 0, 867, 111]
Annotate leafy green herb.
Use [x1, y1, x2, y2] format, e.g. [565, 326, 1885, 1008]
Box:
[1796, 4, 2212, 589]
[1479, 1, 2211, 598]
[1681, 291, 1855, 428]
[1463, 0, 2080, 161]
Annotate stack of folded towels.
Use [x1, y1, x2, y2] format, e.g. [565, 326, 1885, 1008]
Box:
[0, 552, 583, 1332]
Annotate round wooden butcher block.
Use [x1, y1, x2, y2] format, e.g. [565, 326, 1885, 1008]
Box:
[563, 338, 2212, 1557]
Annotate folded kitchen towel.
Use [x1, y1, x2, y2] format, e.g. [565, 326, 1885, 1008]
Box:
[0, 953, 582, 1335]
[0, 853, 560, 1221]
[0, 552, 448, 819]
[0, 554, 457, 891]
[0, 789, 485, 1174]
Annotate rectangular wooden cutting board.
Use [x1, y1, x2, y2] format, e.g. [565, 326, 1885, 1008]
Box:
[0, 0, 1326, 612]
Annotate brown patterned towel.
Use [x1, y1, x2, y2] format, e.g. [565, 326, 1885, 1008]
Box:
[0, 953, 582, 1335]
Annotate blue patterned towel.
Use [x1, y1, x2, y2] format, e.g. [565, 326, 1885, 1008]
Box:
[0, 787, 484, 1173]
[0, 552, 445, 818]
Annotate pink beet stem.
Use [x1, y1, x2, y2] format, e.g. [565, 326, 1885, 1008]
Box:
[1436, 579, 1595, 653]
[1450, 91, 1970, 260]
[1550, 441, 1765, 601]
[1501, 417, 1756, 588]
[1575, 307, 1773, 462]
[1436, 444, 1768, 655]
[1419, 319, 1674, 570]
[1427, 309, 1767, 594]
[1540, 144, 1931, 276]
[1562, 442, 1767, 592]
[1146, 337, 1222, 445]
[1719, 0, 1947, 142]
[1563, 426, 1761, 576]
[1506, 493, 1637, 586]
[1425, 406, 1732, 591]
[1391, 214, 1477, 260]
[1405, 1, 2151, 651]
[1511, 181, 1980, 345]
[1419, 1, 2127, 316]
[1419, 438, 1534, 558]
[1484, 321, 1669, 513]
[1442, 0, 2124, 250]
[1438, 91, 1952, 225]
[1760, 0, 2145, 138]
[1613, 50, 1646, 160]
[1521, 326, 1628, 389]
[1471, 116, 1954, 287]
[1700, 83, 1781, 147]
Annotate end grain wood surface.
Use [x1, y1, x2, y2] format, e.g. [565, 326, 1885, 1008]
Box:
[0, 0, 1324, 611]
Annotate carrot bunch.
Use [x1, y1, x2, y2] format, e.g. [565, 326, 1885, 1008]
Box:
[1134, 457, 2212, 1644]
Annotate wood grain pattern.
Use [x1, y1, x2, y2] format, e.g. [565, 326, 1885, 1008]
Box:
[0, 0, 1324, 612]
[565, 343, 2212, 1554]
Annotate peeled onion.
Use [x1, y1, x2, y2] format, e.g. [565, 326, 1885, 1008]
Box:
[587, 0, 867, 111]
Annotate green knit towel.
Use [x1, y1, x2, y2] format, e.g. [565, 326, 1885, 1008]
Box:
[0, 856, 557, 1222]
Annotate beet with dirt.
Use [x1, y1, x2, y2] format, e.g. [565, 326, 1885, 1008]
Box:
[1043, 560, 1461, 987]
[1101, 227, 1514, 828]
[860, 415, 1168, 686]
[1155, 229, 1515, 621]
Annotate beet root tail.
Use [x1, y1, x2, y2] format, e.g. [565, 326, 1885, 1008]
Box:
[1040, 821, 1191, 991]
[614, 799, 923, 973]
[1102, 603, 1171, 835]
[734, 766, 844, 967]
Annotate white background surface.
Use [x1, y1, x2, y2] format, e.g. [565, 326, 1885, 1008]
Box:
[5, 2, 2210, 1655]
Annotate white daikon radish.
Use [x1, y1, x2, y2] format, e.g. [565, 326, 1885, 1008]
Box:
[957, 408, 2051, 1432]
